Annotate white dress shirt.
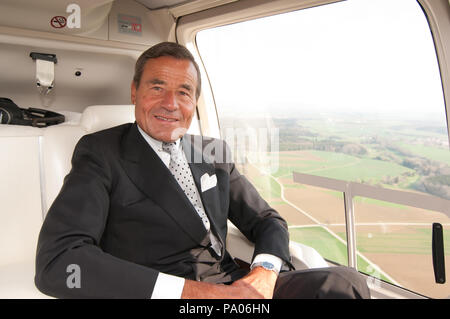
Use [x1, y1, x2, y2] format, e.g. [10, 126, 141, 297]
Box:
[137, 125, 282, 299]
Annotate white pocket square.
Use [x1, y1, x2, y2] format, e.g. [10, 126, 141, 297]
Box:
[201, 173, 217, 192]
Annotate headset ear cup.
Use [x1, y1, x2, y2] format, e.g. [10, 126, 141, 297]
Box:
[0, 106, 12, 124]
[0, 97, 64, 127]
[0, 98, 24, 124]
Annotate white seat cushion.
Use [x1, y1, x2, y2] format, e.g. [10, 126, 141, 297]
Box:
[42, 105, 136, 213]
[81, 104, 135, 133]
[0, 126, 43, 266]
[0, 262, 52, 299]
[42, 125, 86, 214]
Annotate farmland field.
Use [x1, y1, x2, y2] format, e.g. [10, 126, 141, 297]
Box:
[242, 159, 450, 298]
[273, 150, 415, 184]
[228, 113, 450, 298]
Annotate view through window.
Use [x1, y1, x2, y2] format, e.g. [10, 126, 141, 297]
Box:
[197, 0, 450, 298]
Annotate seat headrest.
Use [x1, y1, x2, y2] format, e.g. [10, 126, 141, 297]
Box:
[80, 105, 135, 133]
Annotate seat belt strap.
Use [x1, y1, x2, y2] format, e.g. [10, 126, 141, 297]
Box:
[30, 52, 57, 95]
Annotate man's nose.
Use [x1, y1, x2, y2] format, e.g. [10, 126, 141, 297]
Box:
[161, 90, 178, 111]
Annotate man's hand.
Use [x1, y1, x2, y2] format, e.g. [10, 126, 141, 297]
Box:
[181, 267, 277, 299]
[231, 266, 278, 299]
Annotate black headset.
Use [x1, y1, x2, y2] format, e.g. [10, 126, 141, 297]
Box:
[0, 97, 65, 127]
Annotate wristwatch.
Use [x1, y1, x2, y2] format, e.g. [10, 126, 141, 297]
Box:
[251, 261, 280, 275]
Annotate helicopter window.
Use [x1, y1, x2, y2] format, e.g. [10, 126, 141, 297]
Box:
[197, 0, 449, 298]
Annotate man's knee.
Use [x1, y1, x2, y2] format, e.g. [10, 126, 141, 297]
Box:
[317, 267, 370, 299]
[274, 266, 370, 299]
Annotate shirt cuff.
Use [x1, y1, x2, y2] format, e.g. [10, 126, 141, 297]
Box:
[150, 272, 185, 299]
[251, 253, 283, 273]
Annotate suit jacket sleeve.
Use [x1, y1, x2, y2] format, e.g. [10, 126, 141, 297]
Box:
[35, 134, 159, 298]
[223, 144, 292, 268]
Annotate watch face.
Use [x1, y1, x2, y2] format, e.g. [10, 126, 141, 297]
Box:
[262, 262, 274, 270]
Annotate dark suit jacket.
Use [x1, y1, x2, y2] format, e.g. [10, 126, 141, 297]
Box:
[35, 122, 291, 298]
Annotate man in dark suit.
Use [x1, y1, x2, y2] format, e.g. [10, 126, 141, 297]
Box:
[35, 42, 370, 299]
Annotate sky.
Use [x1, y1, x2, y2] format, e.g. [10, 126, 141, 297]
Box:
[196, 0, 446, 121]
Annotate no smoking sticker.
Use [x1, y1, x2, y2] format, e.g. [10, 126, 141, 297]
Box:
[50, 16, 67, 28]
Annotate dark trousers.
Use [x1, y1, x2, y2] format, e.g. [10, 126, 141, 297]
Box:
[273, 266, 371, 299]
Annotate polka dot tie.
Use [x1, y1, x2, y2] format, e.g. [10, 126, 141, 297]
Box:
[162, 142, 222, 256]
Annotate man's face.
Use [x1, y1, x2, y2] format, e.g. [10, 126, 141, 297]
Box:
[132, 56, 198, 142]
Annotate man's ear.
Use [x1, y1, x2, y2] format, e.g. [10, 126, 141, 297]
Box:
[131, 81, 136, 105]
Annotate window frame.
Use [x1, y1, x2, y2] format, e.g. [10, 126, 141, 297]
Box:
[417, 0, 450, 146]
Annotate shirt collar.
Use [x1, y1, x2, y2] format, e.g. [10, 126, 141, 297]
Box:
[137, 124, 181, 153]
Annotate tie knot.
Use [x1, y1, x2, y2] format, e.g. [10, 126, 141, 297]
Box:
[162, 142, 177, 155]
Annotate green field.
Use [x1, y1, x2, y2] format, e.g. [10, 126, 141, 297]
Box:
[289, 226, 393, 283]
[400, 143, 450, 166]
[271, 150, 415, 186]
[356, 227, 450, 255]
[304, 153, 412, 183]
[289, 227, 348, 266]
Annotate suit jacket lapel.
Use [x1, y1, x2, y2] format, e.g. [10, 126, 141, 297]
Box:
[182, 135, 224, 244]
[120, 123, 207, 245]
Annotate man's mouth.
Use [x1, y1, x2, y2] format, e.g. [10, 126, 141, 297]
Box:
[154, 115, 178, 122]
